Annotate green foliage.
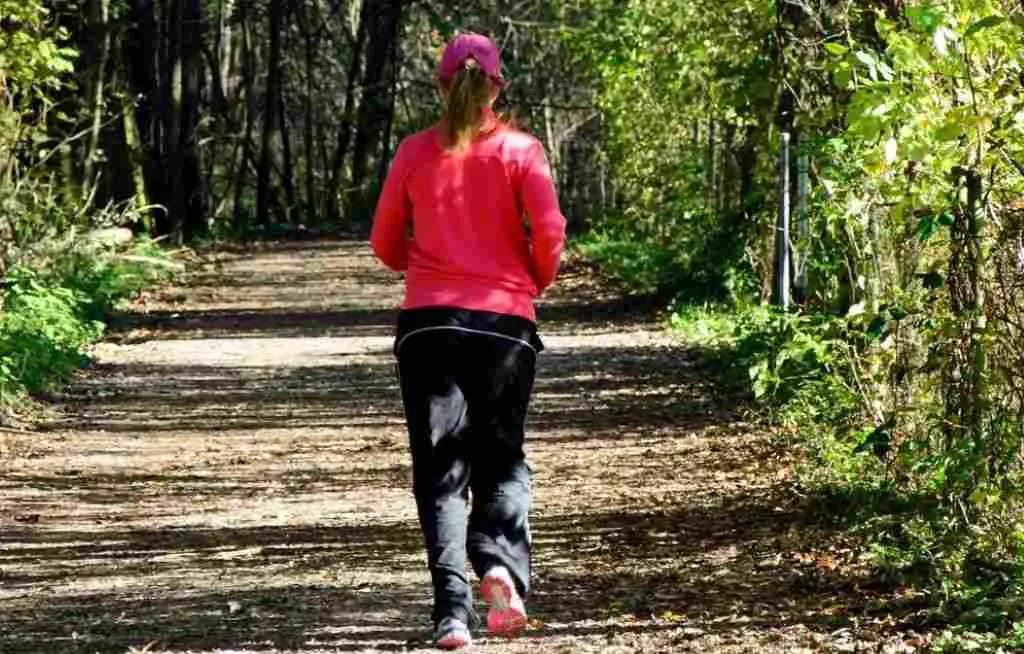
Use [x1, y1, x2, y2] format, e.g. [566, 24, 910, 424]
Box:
[574, 1, 1024, 635]
[0, 0, 176, 420]
[0, 0, 76, 98]
[30, 231, 176, 320]
[0, 236, 174, 413]
[566, 0, 777, 302]
[934, 620, 1024, 653]
[0, 0, 80, 265]
[576, 222, 758, 303]
[0, 266, 102, 402]
[668, 290, 1024, 630]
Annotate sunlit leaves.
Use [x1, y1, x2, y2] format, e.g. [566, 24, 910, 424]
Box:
[0, 0, 77, 97]
[932, 26, 958, 57]
[884, 138, 898, 164]
[964, 15, 1005, 39]
[916, 213, 955, 242]
[823, 42, 849, 56]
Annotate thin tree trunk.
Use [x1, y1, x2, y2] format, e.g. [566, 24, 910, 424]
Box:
[156, 0, 183, 237]
[218, 0, 234, 96]
[125, 0, 164, 234]
[543, 102, 559, 188]
[83, 0, 111, 200]
[257, 0, 286, 228]
[279, 88, 296, 223]
[944, 169, 987, 460]
[327, 4, 368, 224]
[233, 0, 255, 232]
[706, 118, 716, 212]
[297, 0, 318, 226]
[350, 0, 403, 222]
[376, 25, 398, 187]
[122, 95, 150, 220]
[101, 64, 143, 210]
[277, 0, 297, 225]
[179, 0, 206, 240]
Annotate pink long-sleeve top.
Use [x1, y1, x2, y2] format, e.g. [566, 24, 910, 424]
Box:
[370, 119, 567, 322]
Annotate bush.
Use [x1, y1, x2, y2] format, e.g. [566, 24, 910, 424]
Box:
[575, 223, 758, 303]
[669, 300, 1024, 635]
[30, 231, 176, 320]
[0, 235, 175, 417]
[0, 267, 102, 402]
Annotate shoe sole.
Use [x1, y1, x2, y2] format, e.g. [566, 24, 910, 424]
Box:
[436, 632, 471, 650]
[480, 574, 527, 637]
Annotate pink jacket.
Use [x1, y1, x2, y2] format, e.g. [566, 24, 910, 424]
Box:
[370, 120, 567, 321]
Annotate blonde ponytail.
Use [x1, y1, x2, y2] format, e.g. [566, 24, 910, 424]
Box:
[444, 59, 493, 151]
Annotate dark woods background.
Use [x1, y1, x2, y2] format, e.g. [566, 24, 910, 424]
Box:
[42, 0, 602, 241]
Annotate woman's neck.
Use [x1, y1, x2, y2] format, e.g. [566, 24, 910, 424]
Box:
[437, 106, 502, 150]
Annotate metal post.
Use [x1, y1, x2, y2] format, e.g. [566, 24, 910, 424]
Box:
[776, 132, 791, 309]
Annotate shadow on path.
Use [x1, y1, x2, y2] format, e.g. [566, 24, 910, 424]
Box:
[0, 242, 877, 653]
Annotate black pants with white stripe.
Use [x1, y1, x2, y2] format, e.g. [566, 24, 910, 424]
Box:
[395, 307, 541, 627]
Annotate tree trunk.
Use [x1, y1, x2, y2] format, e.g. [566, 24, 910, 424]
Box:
[350, 0, 403, 224]
[121, 93, 151, 225]
[160, 0, 184, 237]
[278, 54, 296, 223]
[125, 0, 164, 234]
[297, 0, 318, 226]
[257, 0, 286, 229]
[101, 65, 144, 211]
[234, 0, 255, 232]
[179, 0, 206, 240]
[327, 3, 368, 224]
[944, 168, 987, 472]
[218, 0, 234, 97]
[376, 38, 398, 187]
[706, 117, 716, 211]
[82, 0, 111, 200]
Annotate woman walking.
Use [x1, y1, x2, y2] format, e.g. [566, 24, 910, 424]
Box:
[370, 32, 566, 650]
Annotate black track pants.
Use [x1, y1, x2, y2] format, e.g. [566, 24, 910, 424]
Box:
[395, 307, 540, 627]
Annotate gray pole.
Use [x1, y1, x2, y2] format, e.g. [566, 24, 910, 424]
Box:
[776, 132, 791, 309]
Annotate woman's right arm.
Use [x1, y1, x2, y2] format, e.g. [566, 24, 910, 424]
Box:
[370, 142, 412, 271]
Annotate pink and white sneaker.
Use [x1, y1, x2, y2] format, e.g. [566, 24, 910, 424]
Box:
[480, 566, 528, 637]
[434, 617, 472, 650]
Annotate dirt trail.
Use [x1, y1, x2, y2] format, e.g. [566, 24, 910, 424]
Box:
[1, 242, 908, 653]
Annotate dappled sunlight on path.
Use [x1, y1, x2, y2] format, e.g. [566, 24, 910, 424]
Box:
[1, 242, 901, 653]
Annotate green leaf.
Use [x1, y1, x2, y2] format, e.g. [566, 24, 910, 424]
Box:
[853, 50, 878, 80]
[854, 51, 876, 67]
[833, 64, 853, 90]
[877, 61, 894, 82]
[866, 316, 887, 340]
[917, 214, 938, 241]
[907, 5, 945, 33]
[965, 16, 1004, 38]
[935, 117, 963, 142]
[854, 422, 892, 460]
[823, 42, 849, 56]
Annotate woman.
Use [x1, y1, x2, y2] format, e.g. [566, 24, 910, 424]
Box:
[370, 32, 566, 650]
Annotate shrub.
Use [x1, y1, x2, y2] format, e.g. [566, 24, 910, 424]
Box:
[0, 235, 175, 416]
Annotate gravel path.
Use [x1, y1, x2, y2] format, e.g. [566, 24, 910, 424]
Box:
[0, 242, 916, 653]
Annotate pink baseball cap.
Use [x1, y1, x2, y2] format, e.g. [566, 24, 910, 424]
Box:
[438, 33, 505, 86]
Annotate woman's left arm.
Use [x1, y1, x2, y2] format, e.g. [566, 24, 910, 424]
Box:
[521, 141, 567, 292]
[370, 142, 412, 271]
